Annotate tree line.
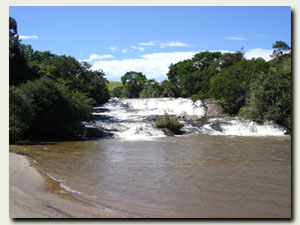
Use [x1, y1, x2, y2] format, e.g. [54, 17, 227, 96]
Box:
[9, 17, 110, 143]
[112, 42, 291, 130]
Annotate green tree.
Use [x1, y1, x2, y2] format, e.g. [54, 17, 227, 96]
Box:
[111, 86, 123, 97]
[9, 17, 29, 86]
[9, 86, 35, 143]
[167, 51, 223, 97]
[271, 41, 291, 58]
[9, 17, 111, 143]
[160, 80, 179, 97]
[240, 54, 291, 129]
[121, 71, 147, 98]
[18, 77, 95, 140]
[139, 80, 162, 98]
[209, 58, 269, 114]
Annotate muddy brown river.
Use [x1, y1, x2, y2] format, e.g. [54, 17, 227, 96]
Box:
[11, 135, 291, 218]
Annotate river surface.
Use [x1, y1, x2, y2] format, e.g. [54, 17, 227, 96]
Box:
[13, 135, 291, 218]
[10, 98, 291, 218]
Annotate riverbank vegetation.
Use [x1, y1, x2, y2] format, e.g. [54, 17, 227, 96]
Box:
[9, 17, 110, 143]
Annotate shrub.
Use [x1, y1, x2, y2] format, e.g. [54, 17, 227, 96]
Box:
[190, 91, 209, 102]
[155, 112, 183, 135]
[111, 86, 123, 97]
[9, 86, 35, 143]
[10, 77, 95, 142]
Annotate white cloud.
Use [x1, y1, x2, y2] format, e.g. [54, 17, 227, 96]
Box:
[80, 54, 114, 62]
[122, 49, 128, 54]
[225, 36, 247, 41]
[108, 46, 118, 52]
[131, 45, 145, 51]
[92, 51, 198, 80]
[160, 41, 190, 48]
[139, 41, 157, 46]
[245, 48, 273, 61]
[90, 48, 273, 80]
[19, 35, 39, 40]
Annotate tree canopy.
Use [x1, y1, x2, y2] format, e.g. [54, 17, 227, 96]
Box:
[9, 17, 110, 143]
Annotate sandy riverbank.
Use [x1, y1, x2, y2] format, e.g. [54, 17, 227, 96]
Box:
[9, 153, 126, 218]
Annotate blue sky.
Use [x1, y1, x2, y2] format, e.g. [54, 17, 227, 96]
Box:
[10, 6, 291, 81]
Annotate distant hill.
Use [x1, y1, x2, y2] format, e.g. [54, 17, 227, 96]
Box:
[107, 81, 122, 92]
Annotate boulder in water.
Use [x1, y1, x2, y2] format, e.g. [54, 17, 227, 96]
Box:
[84, 127, 113, 139]
[202, 99, 226, 117]
[210, 122, 223, 132]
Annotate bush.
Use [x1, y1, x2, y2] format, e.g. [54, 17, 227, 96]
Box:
[139, 83, 162, 98]
[111, 86, 123, 97]
[10, 77, 95, 142]
[9, 86, 35, 143]
[155, 112, 183, 135]
[190, 91, 209, 102]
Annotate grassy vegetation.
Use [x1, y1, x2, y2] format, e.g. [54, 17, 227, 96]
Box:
[107, 81, 122, 92]
[155, 112, 184, 135]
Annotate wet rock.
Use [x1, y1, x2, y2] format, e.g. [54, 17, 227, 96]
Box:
[84, 127, 113, 138]
[183, 115, 202, 121]
[202, 99, 226, 117]
[161, 128, 175, 136]
[210, 122, 223, 132]
[161, 127, 184, 136]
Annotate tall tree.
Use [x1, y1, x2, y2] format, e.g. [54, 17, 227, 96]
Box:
[271, 41, 291, 58]
[121, 71, 147, 98]
[9, 17, 29, 85]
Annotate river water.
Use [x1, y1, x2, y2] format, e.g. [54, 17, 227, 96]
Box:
[11, 98, 291, 218]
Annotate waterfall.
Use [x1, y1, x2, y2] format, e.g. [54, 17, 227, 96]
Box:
[88, 98, 287, 140]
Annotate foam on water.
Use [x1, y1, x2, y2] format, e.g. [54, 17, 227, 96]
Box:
[91, 98, 287, 140]
[92, 98, 205, 140]
[199, 118, 286, 136]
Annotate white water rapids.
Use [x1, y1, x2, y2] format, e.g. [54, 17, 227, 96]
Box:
[88, 98, 287, 140]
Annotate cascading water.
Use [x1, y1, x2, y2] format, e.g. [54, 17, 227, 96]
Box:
[89, 98, 287, 140]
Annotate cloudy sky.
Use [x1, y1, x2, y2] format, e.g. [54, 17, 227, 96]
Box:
[10, 6, 291, 81]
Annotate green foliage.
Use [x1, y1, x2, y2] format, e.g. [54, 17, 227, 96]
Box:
[9, 86, 35, 143]
[155, 113, 183, 135]
[209, 58, 269, 114]
[271, 41, 291, 58]
[239, 54, 291, 129]
[167, 51, 225, 97]
[9, 18, 30, 86]
[16, 77, 95, 140]
[75, 68, 110, 105]
[190, 91, 210, 102]
[111, 86, 123, 97]
[139, 80, 162, 98]
[9, 17, 110, 143]
[108, 81, 123, 97]
[159, 80, 179, 97]
[121, 71, 147, 98]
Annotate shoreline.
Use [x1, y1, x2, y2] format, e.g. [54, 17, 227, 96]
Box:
[9, 152, 126, 218]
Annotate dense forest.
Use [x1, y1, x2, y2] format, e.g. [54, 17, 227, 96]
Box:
[10, 17, 291, 143]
